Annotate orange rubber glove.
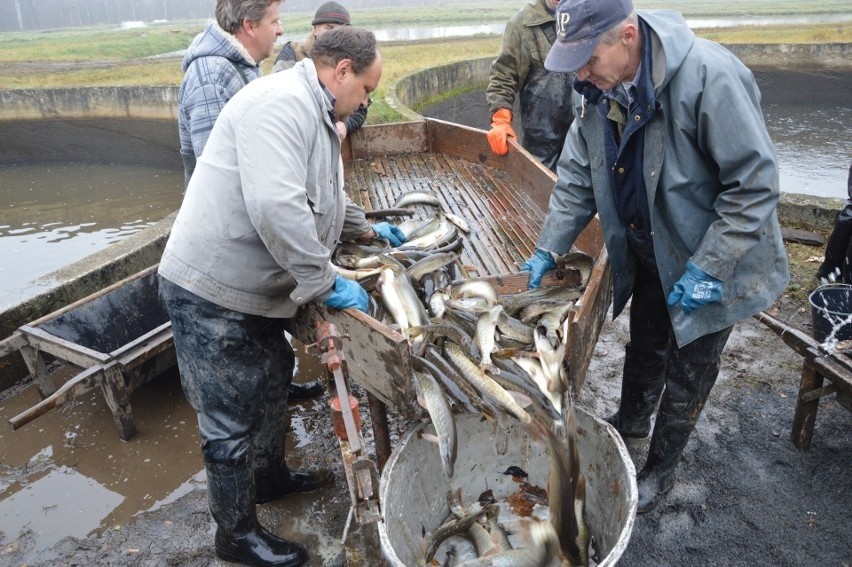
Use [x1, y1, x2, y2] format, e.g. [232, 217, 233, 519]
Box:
[487, 108, 517, 155]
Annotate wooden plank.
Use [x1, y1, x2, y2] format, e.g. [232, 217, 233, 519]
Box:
[291, 304, 417, 418]
[426, 119, 556, 213]
[791, 358, 823, 450]
[0, 332, 27, 358]
[349, 121, 428, 159]
[109, 322, 172, 360]
[569, 247, 613, 391]
[781, 227, 824, 247]
[9, 364, 105, 431]
[18, 325, 110, 365]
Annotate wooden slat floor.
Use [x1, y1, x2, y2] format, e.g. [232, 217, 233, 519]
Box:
[346, 152, 545, 276]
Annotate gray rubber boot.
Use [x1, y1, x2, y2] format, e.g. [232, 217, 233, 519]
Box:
[605, 343, 668, 438]
[208, 455, 308, 566]
[636, 328, 730, 513]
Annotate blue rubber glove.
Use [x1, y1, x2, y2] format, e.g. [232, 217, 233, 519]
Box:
[667, 260, 723, 315]
[521, 249, 557, 289]
[372, 222, 406, 247]
[323, 274, 369, 313]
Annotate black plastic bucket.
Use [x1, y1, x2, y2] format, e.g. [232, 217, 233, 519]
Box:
[809, 284, 852, 342]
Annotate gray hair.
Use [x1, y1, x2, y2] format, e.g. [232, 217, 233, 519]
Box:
[600, 11, 638, 45]
[216, 0, 278, 35]
[310, 26, 378, 75]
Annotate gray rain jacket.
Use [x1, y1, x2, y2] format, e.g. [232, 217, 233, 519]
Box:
[536, 10, 788, 346]
[160, 59, 371, 318]
[178, 20, 261, 182]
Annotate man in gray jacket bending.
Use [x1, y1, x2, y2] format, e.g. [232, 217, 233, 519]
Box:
[523, 0, 788, 513]
[159, 27, 400, 567]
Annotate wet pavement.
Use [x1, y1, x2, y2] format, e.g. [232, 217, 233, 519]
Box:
[0, 343, 378, 566]
[1, 303, 849, 566]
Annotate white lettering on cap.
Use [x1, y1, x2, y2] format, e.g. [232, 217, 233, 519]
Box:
[557, 12, 571, 36]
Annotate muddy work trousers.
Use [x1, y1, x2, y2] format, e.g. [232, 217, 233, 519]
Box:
[626, 259, 733, 437]
[159, 277, 294, 471]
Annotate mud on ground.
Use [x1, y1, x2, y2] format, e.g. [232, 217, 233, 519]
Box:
[1, 284, 848, 566]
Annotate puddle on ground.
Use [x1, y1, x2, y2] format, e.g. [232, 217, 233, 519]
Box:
[0, 341, 332, 562]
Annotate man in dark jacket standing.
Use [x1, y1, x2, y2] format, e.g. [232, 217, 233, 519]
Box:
[523, 0, 788, 513]
[485, 0, 574, 172]
[273, 1, 367, 141]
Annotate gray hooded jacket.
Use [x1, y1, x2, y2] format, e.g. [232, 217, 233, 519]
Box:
[537, 10, 788, 346]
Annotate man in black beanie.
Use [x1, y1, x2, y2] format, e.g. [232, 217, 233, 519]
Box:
[273, 2, 367, 141]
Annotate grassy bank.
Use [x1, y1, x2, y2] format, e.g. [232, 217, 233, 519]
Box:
[1, 21, 849, 123]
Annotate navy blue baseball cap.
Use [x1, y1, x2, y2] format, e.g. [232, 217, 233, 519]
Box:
[545, 0, 634, 73]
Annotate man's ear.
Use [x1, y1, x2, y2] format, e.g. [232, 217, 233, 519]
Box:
[334, 59, 353, 83]
[241, 18, 254, 37]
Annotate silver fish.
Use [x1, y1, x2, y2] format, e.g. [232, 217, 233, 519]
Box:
[377, 268, 410, 331]
[445, 342, 532, 426]
[408, 251, 459, 281]
[446, 296, 495, 314]
[513, 355, 562, 418]
[412, 370, 457, 478]
[546, 414, 584, 566]
[443, 211, 472, 234]
[455, 520, 559, 567]
[394, 189, 442, 209]
[536, 301, 575, 344]
[556, 250, 594, 287]
[474, 305, 503, 370]
[333, 264, 384, 282]
[499, 286, 583, 318]
[430, 290, 449, 318]
[424, 347, 499, 420]
[425, 504, 495, 562]
[404, 218, 459, 251]
[409, 322, 481, 361]
[496, 310, 535, 345]
[450, 279, 498, 306]
[534, 324, 567, 395]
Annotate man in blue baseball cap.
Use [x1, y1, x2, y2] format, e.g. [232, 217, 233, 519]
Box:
[522, 0, 788, 513]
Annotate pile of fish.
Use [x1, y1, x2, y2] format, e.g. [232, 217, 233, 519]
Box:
[334, 190, 596, 566]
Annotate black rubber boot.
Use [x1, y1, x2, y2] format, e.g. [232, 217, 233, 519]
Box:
[604, 344, 667, 438]
[207, 457, 308, 567]
[636, 329, 730, 513]
[253, 388, 333, 505]
[256, 464, 334, 505]
[287, 380, 324, 401]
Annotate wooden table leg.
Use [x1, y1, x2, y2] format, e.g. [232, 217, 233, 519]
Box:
[791, 358, 825, 451]
[20, 344, 57, 398]
[99, 364, 137, 441]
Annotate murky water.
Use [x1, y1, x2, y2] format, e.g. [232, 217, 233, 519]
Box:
[0, 348, 331, 564]
[0, 163, 183, 309]
[420, 70, 852, 200]
[368, 14, 852, 43]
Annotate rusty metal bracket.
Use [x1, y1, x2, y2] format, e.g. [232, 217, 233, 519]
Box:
[311, 321, 381, 534]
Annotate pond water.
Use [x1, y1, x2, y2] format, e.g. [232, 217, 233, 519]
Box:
[420, 69, 852, 200]
[369, 14, 852, 42]
[0, 163, 183, 310]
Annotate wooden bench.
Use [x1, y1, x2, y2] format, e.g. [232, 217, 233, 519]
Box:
[756, 311, 852, 450]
